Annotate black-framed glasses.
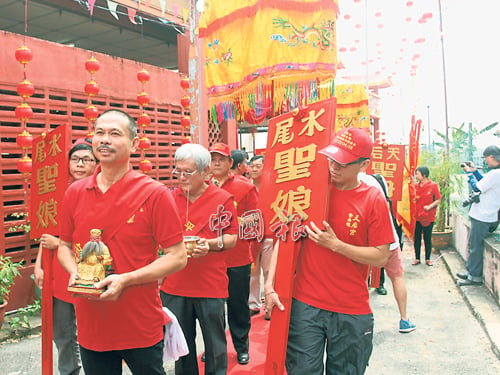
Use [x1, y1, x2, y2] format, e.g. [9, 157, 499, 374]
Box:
[328, 158, 363, 168]
[172, 169, 198, 178]
[70, 156, 96, 165]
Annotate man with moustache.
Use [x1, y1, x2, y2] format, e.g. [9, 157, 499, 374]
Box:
[58, 109, 187, 374]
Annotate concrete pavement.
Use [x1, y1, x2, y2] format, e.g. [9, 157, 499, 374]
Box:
[1, 243, 499, 374]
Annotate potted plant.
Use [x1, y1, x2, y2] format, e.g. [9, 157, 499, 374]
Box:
[419, 126, 471, 248]
[0, 255, 23, 329]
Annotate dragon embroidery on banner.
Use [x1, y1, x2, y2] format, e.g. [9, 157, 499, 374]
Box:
[271, 17, 335, 51]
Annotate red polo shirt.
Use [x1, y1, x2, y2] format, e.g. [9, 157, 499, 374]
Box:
[59, 167, 183, 351]
[161, 184, 238, 298]
[213, 173, 258, 267]
[414, 180, 441, 226]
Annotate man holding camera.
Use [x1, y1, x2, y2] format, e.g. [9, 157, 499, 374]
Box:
[457, 145, 500, 286]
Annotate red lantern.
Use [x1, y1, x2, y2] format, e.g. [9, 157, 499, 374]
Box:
[84, 104, 99, 122]
[180, 95, 190, 108]
[17, 155, 32, 175]
[15, 103, 33, 120]
[85, 56, 100, 74]
[181, 136, 191, 144]
[139, 159, 153, 172]
[137, 69, 150, 83]
[180, 77, 190, 89]
[85, 80, 100, 96]
[138, 136, 151, 150]
[137, 91, 150, 106]
[137, 113, 151, 127]
[16, 130, 33, 149]
[180, 116, 190, 129]
[17, 79, 35, 98]
[15, 45, 33, 64]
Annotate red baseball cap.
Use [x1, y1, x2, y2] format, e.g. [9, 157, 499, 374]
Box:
[319, 127, 373, 164]
[209, 143, 231, 157]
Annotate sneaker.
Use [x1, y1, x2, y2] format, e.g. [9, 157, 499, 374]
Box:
[399, 319, 417, 333]
[412, 260, 421, 265]
[376, 286, 388, 295]
[425, 260, 433, 266]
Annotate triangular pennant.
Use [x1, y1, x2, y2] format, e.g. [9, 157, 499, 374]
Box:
[107, 0, 119, 20]
[128, 7, 138, 24]
[88, 0, 97, 15]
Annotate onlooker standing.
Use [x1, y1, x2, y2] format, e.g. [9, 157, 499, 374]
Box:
[247, 155, 274, 320]
[58, 109, 187, 374]
[457, 145, 500, 286]
[160, 143, 238, 375]
[413, 166, 441, 266]
[230, 149, 248, 177]
[265, 128, 395, 374]
[34, 137, 97, 375]
[209, 143, 258, 365]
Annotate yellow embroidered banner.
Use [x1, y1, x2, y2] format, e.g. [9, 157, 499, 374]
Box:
[334, 84, 370, 132]
[200, 0, 339, 123]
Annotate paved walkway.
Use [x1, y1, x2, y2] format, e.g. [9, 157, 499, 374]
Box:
[1, 243, 499, 374]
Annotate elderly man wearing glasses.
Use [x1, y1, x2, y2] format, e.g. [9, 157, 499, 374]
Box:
[160, 143, 238, 375]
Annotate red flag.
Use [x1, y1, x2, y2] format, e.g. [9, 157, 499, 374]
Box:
[396, 115, 422, 239]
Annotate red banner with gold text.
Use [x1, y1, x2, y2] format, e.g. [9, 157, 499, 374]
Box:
[260, 98, 335, 375]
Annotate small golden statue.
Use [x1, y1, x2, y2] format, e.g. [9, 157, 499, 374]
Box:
[68, 229, 113, 296]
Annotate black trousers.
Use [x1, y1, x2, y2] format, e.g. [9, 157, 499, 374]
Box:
[227, 264, 251, 354]
[79, 338, 165, 375]
[414, 221, 434, 261]
[160, 292, 227, 375]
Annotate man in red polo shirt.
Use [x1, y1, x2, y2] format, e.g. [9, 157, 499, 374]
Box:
[209, 143, 258, 365]
[265, 128, 395, 374]
[58, 109, 187, 375]
[160, 143, 238, 375]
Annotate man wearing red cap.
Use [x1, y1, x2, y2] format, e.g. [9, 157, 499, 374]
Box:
[209, 143, 258, 365]
[265, 128, 395, 374]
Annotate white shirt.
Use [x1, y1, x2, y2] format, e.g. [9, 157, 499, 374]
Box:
[469, 168, 500, 223]
[359, 173, 400, 250]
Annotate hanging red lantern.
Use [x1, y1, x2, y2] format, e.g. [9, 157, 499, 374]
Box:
[181, 136, 191, 144]
[85, 56, 100, 74]
[137, 91, 150, 106]
[137, 113, 151, 127]
[84, 104, 99, 121]
[15, 45, 33, 65]
[16, 130, 33, 149]
[180, 95, 190, 108]
[138, 136, 151, 150]
[15, 102, 33, 120]
[17, 79, 35, 98]
[137, 69, 150, 84]
[85, 79, 100, 96]
[180, 77, 190, 89]
[17, 155, 32, 175]
[180, 116, 190, 129]
[139, 159, 153, 172]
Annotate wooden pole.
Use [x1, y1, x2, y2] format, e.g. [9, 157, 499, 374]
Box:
[264, 240, 300, 375]
[41, 246, 54, 375]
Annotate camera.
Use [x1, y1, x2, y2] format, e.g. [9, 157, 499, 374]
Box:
[460, 161, 473, 168]
[462, 191, 481, 207]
